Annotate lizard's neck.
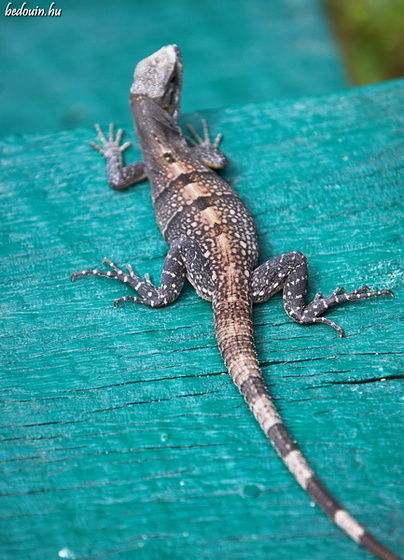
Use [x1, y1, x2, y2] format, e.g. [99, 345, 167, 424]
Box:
[131, 95, 183, 154]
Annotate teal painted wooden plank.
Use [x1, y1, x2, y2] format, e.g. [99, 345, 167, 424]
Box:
[0, 79, 403, 560]
[0, 0, 347, 136]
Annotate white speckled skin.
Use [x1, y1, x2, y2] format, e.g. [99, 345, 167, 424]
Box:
[72, 45, 397, 560]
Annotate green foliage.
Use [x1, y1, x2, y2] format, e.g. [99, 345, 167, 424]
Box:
[326, 0, 404, 84]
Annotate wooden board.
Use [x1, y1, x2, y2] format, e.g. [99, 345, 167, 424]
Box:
[1, 79, 403, 560]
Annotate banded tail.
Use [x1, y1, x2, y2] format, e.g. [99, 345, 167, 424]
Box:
[213, 295, 401, 560]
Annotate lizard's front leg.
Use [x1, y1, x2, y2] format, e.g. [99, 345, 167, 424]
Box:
[71, 237, 211, 308]
[90, 123, 146, 190]
[252, 251, 393, 337]
[186, 119, 228, 169]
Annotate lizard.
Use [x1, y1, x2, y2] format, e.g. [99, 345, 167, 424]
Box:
[71, 45, 400, 560]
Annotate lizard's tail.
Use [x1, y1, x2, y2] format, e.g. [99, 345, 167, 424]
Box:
[212, 295, 401, 560]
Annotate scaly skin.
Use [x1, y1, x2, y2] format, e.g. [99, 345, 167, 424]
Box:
[72, 45, 398, 560]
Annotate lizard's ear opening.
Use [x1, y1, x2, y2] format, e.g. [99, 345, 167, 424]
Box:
[162, 69, 182, 116]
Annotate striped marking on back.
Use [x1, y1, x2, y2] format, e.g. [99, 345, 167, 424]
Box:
[182, 180, 211, 203]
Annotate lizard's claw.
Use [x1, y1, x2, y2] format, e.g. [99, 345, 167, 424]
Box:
[185, 119, 227, 169]
[89, 123, 132, 156]
[186, 119, 220, 148]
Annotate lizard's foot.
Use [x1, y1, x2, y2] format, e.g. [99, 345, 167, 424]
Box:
[71, 257, 164, 307]
[186, 119, 227, 169]
[253, 251, 394, 337]
[71, 249, 189, 309]
[89, 123, 132, 157]
[299, 285, 394, 337]
[88, 123, 146, 190]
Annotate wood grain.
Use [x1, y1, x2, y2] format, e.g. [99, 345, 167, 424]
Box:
[1, 79, 403, 560]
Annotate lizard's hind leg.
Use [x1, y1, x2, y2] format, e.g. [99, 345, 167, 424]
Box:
[72, 248, 186, 309]
[252, 251, 393, 337]
[71, 237, 211, 309]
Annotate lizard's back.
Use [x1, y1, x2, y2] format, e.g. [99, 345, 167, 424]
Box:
[72, 44, 399, 560]
[132, 95, 259, 299]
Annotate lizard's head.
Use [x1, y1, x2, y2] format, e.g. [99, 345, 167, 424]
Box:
[130, 44, 183, 121]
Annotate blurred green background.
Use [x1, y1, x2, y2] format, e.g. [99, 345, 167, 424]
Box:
[325, 0, 404, 85]
[0, 0, 347, 136]
[1, 0, 402, 137]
